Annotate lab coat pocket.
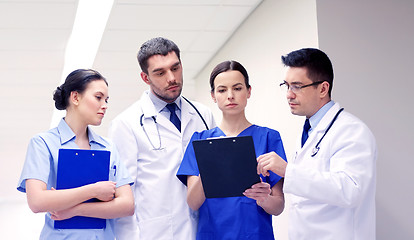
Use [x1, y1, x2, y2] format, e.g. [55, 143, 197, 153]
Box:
[312, 155, 331, 171]
[138, 215, 173, 239]
[306, 141, 332, 171]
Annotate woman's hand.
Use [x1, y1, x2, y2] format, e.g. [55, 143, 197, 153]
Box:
[50, 184, 134, 220]
[243, 182, 272, 204]
[92, 181, 116, 202]
[244, 180, 285, 216]
[50, 207, 76, 221]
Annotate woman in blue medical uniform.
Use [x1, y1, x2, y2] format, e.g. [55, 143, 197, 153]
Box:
[17, 69, 134, 240]
[177, 61, 286, 240]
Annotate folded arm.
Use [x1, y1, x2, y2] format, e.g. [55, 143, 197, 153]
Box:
[26, 179, 116, 213]
[50, 184, 134, 220]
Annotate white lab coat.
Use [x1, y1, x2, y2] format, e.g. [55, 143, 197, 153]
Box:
[108, 91, 215, 240]
[283, 103, 377, 240]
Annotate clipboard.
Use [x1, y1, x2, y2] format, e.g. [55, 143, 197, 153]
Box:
[192, 136, 260, 198]
[55, 149, 110, 229]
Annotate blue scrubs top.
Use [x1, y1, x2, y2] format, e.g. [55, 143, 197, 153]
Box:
[17, 118, 133, 240]
[177, 125, 287, 240]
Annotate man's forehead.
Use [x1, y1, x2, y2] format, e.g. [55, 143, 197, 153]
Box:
[285, 66, 308, 76]
[284, 67, 311, 84]
[147, 52, 180, 71]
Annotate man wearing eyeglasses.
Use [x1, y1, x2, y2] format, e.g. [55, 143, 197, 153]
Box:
[256, 48, 377, 240]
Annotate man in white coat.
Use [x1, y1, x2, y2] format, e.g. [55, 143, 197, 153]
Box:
[257, 48, 377, 240]
[109, 37, 215, 239]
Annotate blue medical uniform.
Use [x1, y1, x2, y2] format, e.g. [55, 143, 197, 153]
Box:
[17, 118, 133, 240]
[177, 125, 287, 240]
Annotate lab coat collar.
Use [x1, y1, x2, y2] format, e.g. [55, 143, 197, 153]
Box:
[140, 91, 159, 119]
[140, 90, 197, 120]
[180, 96, 198, 127]
[297, 102, 342, 150]
[147, 90, 182, 113]
[312, 102, 342, 134]
[308, 101, 335, 133]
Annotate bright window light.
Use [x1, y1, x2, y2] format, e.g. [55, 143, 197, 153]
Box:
[50, 0, 114, 128]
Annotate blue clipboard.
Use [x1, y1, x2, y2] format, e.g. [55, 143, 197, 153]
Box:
[192, 136, 260, 198]
[55, 149, 110, 229]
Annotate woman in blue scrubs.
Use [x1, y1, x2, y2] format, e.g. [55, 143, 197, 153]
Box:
[177, 60, 286, 240]
[17, 69, 134, 239]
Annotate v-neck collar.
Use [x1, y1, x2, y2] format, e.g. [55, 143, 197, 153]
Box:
[216, 124, 255, 137]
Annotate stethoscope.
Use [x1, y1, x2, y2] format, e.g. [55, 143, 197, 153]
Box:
[140, 115, 163, 150]
[311, 108, 344, 157]
[140, 96, 209, 150]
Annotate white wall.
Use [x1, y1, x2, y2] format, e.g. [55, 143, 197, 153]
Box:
[316, 0, 414, 239]
[194, 0, 319, 239]
[194, 0, 414, 239]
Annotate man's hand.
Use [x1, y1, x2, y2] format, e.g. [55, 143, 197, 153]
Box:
[257, 151, 287, 177]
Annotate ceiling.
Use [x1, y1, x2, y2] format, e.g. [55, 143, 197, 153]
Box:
[0, 0, 263, 201]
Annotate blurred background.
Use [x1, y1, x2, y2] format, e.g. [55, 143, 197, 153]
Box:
[0, 0, 413, 239]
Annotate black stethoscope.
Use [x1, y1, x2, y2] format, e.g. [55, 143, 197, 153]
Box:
[140, 96, 209, 150]
[311, 108, 344, 157]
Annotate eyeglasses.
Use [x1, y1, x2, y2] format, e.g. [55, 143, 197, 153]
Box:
[279, 80, 325, 94]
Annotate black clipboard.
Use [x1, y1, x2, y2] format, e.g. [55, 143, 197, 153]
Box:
[55, 149, 110, 229]
[192, 136, 260, 198]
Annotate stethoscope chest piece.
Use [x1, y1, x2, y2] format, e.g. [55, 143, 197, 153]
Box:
[309, 107, 344, 158]
[311, 147, 320, 157]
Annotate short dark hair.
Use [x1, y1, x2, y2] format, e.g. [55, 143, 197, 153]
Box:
[281, 48, 334, 97]
[209, 60, 250, 92]
[53, 69, 107, 110]
[137, 37, 181, 74]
